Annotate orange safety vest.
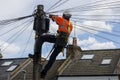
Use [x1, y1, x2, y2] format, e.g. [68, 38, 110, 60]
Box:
[52, 16, 73, 35]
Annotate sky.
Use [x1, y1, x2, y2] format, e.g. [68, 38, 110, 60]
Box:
[0, 0, 120, 59]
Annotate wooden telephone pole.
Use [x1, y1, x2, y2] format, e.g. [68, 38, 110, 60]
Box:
[33, 5, 45, 80]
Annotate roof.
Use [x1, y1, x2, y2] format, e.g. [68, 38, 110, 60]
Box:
[1, 46, 120, 80]
[43, 59, 65, 80]
[59, 49, 120, 76]
[0, 58, 28, 80]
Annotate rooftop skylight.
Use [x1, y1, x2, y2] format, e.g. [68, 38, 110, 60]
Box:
[81, 54, 94, 60]
[101, 59, 112, 65]
[6, 65, 18, 72]
[1, 61, 13, 66]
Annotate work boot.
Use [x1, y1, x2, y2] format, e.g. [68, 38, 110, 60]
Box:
[28, 53, 40, 62]
[41, 70, 46, 79]
[28, 54, 34, 59]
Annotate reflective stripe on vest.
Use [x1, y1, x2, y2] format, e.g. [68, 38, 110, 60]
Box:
[60, 19, 71, 34]
[67, 22, 71, 33]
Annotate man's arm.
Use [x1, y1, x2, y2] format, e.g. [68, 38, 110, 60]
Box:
[49, 14, 64, 25]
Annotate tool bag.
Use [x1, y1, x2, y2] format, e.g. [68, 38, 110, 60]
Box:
[55, 32, 69, 46]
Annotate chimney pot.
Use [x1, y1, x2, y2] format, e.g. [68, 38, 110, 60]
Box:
[73, 37, 77, 46]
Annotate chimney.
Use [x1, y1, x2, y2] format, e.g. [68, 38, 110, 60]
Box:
[66, 37, 82, 59]
[66, 45, 82, 59]
[58, 37, 82, 75]
[58, 44, 82, 75]
[72, 37, 77, 46]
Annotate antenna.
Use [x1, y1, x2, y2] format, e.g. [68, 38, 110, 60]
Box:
[74, 21, 76, 37]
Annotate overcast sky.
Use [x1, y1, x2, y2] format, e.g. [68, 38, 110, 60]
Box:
[0, 0, 120, 58]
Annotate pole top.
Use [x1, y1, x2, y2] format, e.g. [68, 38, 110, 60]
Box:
[37, 5, 44, 10]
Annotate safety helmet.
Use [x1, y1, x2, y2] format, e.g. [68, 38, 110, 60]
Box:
[63, 11, 72, 20]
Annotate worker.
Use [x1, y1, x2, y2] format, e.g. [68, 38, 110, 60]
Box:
[29, 12, 73, 79]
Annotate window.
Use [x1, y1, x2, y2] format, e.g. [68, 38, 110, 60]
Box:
[101, 59, 112, 65]
[1, 61, 13, 66]
[6, 65, 18, 72]
[81, 54, 94, 60]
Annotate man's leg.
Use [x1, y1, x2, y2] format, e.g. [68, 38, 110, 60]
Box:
[41, 45, 64, 78]
[29, 34, 56, 59]
[34, 34, 56, 53]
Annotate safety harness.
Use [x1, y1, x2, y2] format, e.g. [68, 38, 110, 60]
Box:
[55, 19, 71, 46]
[58, 19, 71, 34]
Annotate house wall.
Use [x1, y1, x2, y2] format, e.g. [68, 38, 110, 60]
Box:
[58, 76, 119, 80]
[12, 61, 33, 80]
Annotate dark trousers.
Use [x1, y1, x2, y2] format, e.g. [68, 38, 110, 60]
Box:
[34, 34, 64, 76]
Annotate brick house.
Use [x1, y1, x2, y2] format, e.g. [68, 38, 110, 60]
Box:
[0, 45, 120, 80]
[0, 58, 32, 80]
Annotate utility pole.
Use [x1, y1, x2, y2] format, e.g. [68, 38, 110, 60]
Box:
[33, 5, 45, 80]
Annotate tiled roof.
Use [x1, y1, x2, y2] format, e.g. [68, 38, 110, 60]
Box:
[60, 49, 120, 76]
[1, 47, 120, 80]
[43, 59, 65, 80]
[0, 58, 28, 80]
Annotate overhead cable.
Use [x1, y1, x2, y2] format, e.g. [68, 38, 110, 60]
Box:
[21, 29, 33, 57]
[72, 15, 120, 17]
[71, 17, 120, 24]
[0, 18, 33, 37]
[48, 0, 108, 13]
[47, 0, 70, 12]
[46, 0, 62, 11]
[72, 17, 120, 20]
[48, 0, 120, 13]
[71, 4, 120, 12]
[1, 20, 33, 52]
[69, 1, 120, 12]
[71, 19, 120, 33]
[76, 24, 120, 37]
[75, 25, 120, 45]
[0, 14, 34, 25]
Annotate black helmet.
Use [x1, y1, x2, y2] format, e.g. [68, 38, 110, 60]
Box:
[63, 12, 72, 20]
